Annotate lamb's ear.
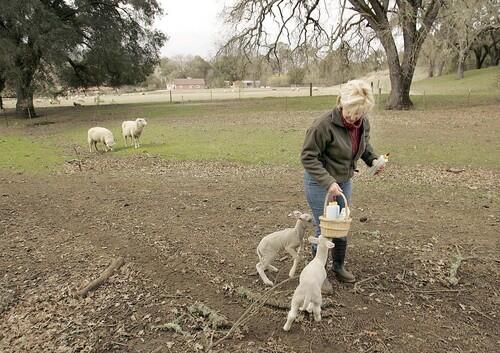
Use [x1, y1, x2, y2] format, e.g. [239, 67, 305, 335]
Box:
[308, 236, 319, 244]
[326, 241, 335, 249]
[292, 210, 302, 218]
[300, 213, 312, 222]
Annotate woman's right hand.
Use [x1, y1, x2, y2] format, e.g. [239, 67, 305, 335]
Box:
[328, 182, 343, 197]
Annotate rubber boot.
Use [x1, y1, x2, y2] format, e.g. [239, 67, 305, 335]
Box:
[332, 238, 356, 283]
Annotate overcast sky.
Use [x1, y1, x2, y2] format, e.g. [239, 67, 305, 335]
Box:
[157, 0, 227, 59]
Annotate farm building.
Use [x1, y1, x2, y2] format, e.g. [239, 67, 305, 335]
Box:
[173, 78, 206, 89]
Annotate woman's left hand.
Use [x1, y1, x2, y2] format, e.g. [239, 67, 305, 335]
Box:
[372, 157, 385, 175]
[375, 164, 385, 175]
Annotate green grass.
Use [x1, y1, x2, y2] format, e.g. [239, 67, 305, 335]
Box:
[412, 66, 500, 95]
[113, 125, 304, 165]
[0, 136, 63, 173]
[1, 89, 499, 174]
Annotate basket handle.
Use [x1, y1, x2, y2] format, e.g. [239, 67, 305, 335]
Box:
[323, 191, 350, 219]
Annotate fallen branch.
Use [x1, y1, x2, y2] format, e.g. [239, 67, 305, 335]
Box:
[353, 273, 385, 293]
[469, 306, 494, 321]
[73, 257, 125, 298]
[408, 289, 465, 294]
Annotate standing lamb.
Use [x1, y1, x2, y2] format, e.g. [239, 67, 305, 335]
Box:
[122, 118, 147, 148]
[87, 127, 115, 152]
[256, 211, 313, 286]
[283, 235, 335, 331]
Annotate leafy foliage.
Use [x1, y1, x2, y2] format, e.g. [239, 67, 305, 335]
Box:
[0, 0, 167, 116]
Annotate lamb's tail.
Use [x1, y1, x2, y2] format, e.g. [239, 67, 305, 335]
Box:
[300, 293, 311, 311]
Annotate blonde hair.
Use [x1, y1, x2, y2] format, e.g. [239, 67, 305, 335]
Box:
[337, 80, 374, 117]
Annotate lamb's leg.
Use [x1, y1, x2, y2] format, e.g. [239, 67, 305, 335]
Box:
[124, 136, 128, 146]
[267, 265, 279, 272]
[285, 246, 300, 278]
[256, 262, 273, 286]
[134, 136, 138, 149]
[311, 303, 322, 322]
[136, 137, 140, 148]
[283, 296, 301, 331]
[88, 140, 93, 152]
[94, 142, 100, 152]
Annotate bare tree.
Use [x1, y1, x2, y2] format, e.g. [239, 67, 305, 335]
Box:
[222, 0, 443, 109]
[441, 0, 499, 79]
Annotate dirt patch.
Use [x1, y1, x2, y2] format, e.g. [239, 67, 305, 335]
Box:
[0, 153, 498, 353]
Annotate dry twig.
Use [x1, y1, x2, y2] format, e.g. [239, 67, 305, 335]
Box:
[447, 245, 464, 286]
[73, 257, 125, 298]
[353, 272, 385, 293]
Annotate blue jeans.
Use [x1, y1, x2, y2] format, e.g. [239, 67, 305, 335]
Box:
[304, 171, 352, 257]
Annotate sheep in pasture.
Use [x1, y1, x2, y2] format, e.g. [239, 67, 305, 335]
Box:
[283, 235, 335, 331]
[122, 118, 147, 149]
[87, 127, 115, 152]
[256, 211, 313, 286]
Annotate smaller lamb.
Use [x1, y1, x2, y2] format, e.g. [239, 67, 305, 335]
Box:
[283, 235, 335, 331]
[122, 118, 147, 149]
[256, 211, 313, 286]
[87, 127, 115, 152]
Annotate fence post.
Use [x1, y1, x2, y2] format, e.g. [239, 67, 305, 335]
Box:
[378, 87, 382, 107]
[169, 90, 172, 103]
[309, 83, 312, 97]
[467, 89, 471, 106]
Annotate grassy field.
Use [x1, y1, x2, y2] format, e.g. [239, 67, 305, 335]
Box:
[0, 92, 499, 173]
[411, 66, 500, 95]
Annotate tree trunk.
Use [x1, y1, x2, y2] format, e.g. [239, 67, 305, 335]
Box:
[0, 76, 4, 110]
[16, 86, 36, 118]
[15, 67, 36, 118]
[474, 48, 483, 69]
[473, 47, 488, 69]
[386, 71, 413, 110]
[457, 49, 467, 79]
[428, 58, 434, 78]
[437, 60, 446, 76]
[383, 38, 414, 110]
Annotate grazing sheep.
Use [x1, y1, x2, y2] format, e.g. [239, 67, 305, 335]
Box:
[283, 235, 335, 331]
[256, 211, 313, 286]
[87, 127, 115, 152]
[122, 118, 147, 148]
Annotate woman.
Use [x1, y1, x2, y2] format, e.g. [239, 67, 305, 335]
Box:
[300, 79, 383, 283]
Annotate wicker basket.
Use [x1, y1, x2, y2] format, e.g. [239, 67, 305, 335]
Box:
[319, 192, 352, 238]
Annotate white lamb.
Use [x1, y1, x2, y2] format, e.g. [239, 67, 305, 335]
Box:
[122, 118, 147, 148]
[87, 127, 115, 152]
[256, 211, 313, 286]
[283, 235, 335, 331]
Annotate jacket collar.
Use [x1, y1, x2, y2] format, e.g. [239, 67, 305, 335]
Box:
[331, 107, 345, 127]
